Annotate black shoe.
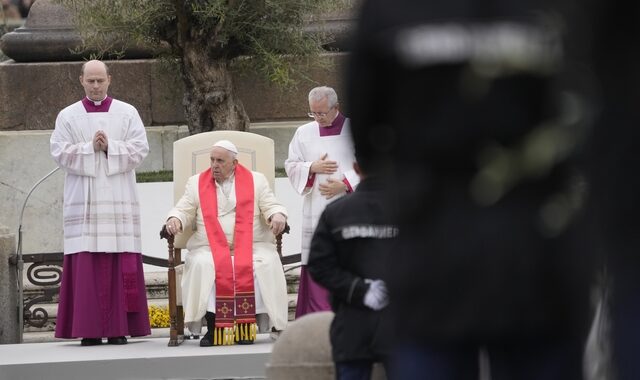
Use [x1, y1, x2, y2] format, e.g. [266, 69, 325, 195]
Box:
[80, 338, 102, 346]
[237, 339, 254, 345]
[107, 336, 127, 345]
[199, 331, 213, 347]
[200, 312, 215, 347]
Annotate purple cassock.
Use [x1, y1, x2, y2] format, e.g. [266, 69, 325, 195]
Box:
[55, 252, 151, 338]
[53, 97, 151, 339]
[295, 268, 332, 318]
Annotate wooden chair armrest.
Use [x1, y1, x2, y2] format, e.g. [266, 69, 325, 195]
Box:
[159, 225, 173, 241]
[276, 223, 291, 261]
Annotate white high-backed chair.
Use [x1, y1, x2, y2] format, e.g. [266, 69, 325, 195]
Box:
[161, 131, 286, 346]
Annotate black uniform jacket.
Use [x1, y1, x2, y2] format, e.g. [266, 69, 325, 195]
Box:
[308, 177, 397, 363]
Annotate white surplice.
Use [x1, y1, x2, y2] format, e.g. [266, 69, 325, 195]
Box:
[167, 171, 289, 332]
[284, 119, 360, 264]
[50, 99, 149, 255]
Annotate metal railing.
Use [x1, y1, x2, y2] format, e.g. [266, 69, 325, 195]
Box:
[15, 166, 60, 342]
[9, 251, 185, 333]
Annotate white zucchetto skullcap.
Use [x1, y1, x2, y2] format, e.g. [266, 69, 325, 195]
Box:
[213, 140, 238, 154]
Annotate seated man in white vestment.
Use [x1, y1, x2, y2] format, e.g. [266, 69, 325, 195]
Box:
[165, 140, 289, 346]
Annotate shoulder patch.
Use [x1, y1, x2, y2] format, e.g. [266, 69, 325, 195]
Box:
[340, 224, 399, 240]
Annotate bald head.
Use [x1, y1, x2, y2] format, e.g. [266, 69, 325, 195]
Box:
[80, 60, 111, 102]
[81, 60, 109, 76]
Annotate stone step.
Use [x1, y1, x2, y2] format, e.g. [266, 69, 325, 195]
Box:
[23, 327, 173, 344]
[4, 335, 275, 380]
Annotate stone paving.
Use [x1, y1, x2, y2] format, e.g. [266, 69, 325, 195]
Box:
[0, 334, 275, 380]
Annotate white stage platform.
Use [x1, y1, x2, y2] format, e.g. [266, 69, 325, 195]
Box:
[0, 335, 274, 380]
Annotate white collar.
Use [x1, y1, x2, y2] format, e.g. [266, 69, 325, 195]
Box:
[87, 95, 108, 106]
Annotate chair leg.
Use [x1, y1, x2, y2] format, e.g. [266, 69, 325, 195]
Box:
[168, 265, 180, 347]
[167, 246, 184, 346]
[177, 305, 185, 336]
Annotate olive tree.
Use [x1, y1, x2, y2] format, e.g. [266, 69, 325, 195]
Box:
[57, 0, 345, 134]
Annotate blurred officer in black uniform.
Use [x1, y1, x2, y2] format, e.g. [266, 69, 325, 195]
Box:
[346, 0, 596, 379]
[308, 157, 397, 380]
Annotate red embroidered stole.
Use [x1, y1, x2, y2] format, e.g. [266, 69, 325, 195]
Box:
[199, 164, 256, 330]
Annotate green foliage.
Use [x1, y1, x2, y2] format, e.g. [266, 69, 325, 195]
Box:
[136, 170, 173, 183]
[136, 168, 287, 183]
[59, 0, 174, 58]
[55, 0, 345, 87]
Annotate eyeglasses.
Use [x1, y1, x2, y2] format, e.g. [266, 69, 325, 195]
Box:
[307, 106, 335, 118]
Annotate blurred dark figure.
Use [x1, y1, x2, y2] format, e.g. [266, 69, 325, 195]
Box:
[308, 158, 397, 379]
[346, 0, 596, 379]
[586, 2, 640, 379]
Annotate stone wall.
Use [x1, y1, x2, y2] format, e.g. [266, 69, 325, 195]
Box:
[0, 54, 347, 131]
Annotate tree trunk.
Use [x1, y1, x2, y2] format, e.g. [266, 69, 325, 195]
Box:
[181, 43, 250, 135]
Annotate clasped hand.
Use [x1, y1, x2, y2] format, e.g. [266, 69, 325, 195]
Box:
[311, 153, 346, 199]
[93, 130, 108, 152]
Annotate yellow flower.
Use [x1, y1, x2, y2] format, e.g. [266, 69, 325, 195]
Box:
[148, 305, 171, 328]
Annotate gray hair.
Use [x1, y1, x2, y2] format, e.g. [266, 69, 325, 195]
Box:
[308, 86, 338, 108]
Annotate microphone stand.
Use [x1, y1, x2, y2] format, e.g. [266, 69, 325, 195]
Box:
[16, 166, 60, 343]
